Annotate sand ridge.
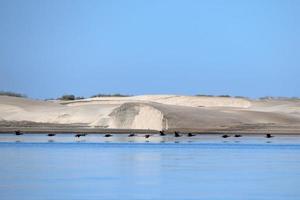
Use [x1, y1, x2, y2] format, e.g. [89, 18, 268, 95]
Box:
[0, 95, 299, 132]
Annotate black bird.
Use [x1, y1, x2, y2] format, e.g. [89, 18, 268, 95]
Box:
[104, 134, 112, 137]
[174, 131, 181, 137]
[75, 133, 86, 137]
[15, 130, 23, 135]
[75, 133, 86, 138]
[145, 134, 151, 138]
[159, 131, 166, 136]
[187, 133, 195, 137]
[222, 134, 229, 138]
[48, 133, 56, 137]
[266, 133, 273, 138]
[234, 134, 242, 137]
[128, 133, 135, 137]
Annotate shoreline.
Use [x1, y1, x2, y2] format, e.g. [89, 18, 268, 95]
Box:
[1, 126, 300, 135]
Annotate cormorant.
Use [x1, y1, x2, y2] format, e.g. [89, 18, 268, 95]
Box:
[187, 133, 195, 137]
[75, 133, 86, 138]
[145, 134, 151, 138]
[266, 133, 273, 138]
[15, 130, 23, 135]
[174, 131, 181, 137]
[159, 131, 166, 136]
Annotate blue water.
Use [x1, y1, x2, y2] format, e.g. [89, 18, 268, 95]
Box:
[1, 136, 300, 200]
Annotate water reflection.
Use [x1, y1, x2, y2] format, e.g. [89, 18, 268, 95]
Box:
[1, 133, 300, 145]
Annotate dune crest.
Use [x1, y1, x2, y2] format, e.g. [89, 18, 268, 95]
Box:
[66, 95, 252, 108]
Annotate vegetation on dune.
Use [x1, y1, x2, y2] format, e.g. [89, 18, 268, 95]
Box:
[234, 96, 249, 99]
[90, 93, 131, 98]
[195, 94, 232, 97]
[195, 94, 249, 99]
[58, 94, 87, 100]
[195, 94, 215, 97]
[58, 93, 130, 101]
[217, 95, 231, 97]
[259, 96, 300, 100]
[0, 91, 298, 101]
[195, 94, 300, 100]
[59, 94, 76, 101]
[0, 91, 27, 98]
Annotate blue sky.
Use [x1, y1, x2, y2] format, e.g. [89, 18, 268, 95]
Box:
[0, 0, 299, 99]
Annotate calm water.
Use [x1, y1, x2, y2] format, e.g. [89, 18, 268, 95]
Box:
[1, 134, 300, 200]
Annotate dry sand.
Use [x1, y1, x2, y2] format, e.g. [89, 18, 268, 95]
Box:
[0, 95, 300, 134]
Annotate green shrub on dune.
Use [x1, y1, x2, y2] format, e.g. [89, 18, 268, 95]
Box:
[0, 91, 27, 98]
[59, 94, 75, 101]
[91, 93, 130, 98]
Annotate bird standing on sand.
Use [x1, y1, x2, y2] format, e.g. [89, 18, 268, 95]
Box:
[174, 131, 181, 137]
[145, 134, 151, 138]
[266, 133, 273, 138]
[75, 133, 86, 138]
[15, 130, 23, 135]
[159, 131, 166, 136]
[187, 133, 195, 137]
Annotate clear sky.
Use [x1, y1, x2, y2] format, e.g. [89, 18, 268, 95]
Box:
[0, 0, 299, 99]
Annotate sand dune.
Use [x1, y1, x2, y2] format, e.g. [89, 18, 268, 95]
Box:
[64, 95, 252, 108]
[0, 95, 299, 133]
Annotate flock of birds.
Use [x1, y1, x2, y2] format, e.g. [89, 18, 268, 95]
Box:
[14, 130, 274, 138]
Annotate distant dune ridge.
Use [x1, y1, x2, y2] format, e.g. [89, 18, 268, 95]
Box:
[0, 95, 300, 133]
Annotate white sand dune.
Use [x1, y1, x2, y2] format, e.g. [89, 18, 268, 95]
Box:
[0, 95, 300, 132]
[64, 95, 252, 108]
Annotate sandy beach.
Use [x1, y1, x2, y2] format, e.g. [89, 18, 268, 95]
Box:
[0, 95, 299, 134]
